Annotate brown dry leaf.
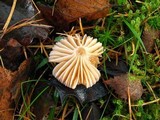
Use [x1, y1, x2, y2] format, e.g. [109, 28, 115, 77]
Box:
[0, 39, 24, 71]
[55, 0, 110, 22]
[37, 0, 110, 32]
[142, 24, 160, 53]
[104, 74, 143, 101]
[37, 2, 70, 32]
[0, 59, 31, 120]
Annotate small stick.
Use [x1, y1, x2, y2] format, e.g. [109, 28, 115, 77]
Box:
[61, 102, 69, 120]
[23, 47, 28, 59]
[0, 56, 5, 68]
[145, 81, 159, 104]
[127, 87, 132, 120]
[2, 0, 17, 34]
[52, 0, 58, 15]
[79, 18, 84, 36]
[131, 98, 160, 107]
[101, 18, 106, 28]
[85, 107, 93, 120]
[76, 102, 83, 120]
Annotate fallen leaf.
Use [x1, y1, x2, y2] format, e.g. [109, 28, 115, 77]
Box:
[55, 0, 110, 22]
[37, 2, 70, 33]
[37, 0, 110, 32]
[104, 74, 143, 101]
[142, 24, 160, 53]
[49, 76, 107, 104]
[0, 39, 24, 71]
[0, 59, 31, 120]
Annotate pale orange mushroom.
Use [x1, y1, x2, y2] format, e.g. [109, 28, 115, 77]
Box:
[49, 34, 103, 89]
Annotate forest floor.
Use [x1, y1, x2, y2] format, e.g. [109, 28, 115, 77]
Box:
[0, 0, 160, 120]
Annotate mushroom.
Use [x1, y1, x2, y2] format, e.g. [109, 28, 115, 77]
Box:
[49, 34, 103, 89]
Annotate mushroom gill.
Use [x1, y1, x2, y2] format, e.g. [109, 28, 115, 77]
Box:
[49, 34, 103, 89]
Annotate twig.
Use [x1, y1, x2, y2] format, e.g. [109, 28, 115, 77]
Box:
[131, 98, 160, 107]
[0, 48, 4, 52]
[61, 102, 68, 120]
[127, 87, 132, 120]
[0, 56, 5, 69]
[2, 0, 17, 37]
[101, 18, 106, 28]
[145, 81, 159, 104]
[23, 47, 28, 59]
[27, 45, 53, 48]
[67, 26, 95, 35]
[29, 0, 41, 20]
[85, 107, 93, 120]
[52, 0, 58, 15]
[79, 18, 84, 36]
[76, 102, 83, 120]
[64, 107, 74, 118]
[5, 19, 43, 34]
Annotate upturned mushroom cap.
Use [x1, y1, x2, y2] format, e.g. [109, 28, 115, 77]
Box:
[49, 34, 103, 89]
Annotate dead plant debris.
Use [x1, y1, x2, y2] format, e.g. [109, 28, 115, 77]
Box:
[104, 74, 144, 101]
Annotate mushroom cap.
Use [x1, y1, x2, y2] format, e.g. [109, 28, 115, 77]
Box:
[49, 34, 103, 89]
